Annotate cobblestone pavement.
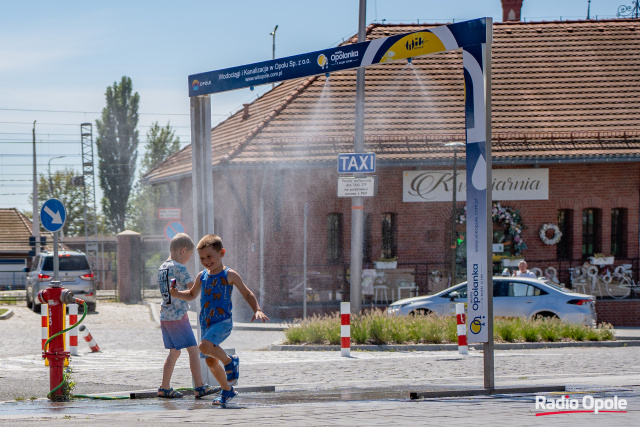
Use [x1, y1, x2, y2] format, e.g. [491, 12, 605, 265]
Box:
[1, 302, 639, 425]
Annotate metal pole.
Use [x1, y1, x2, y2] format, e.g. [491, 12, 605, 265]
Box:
[451, 148, 457, 286]
[303, 203, 309, 319]
[32, 121, 40, 256]
[48, 156, 65, 197]
[259, 175, 265, 308]
[53, 232, 59, 281]
[483, 22, 495, 391]
[350, 0, 366, 315]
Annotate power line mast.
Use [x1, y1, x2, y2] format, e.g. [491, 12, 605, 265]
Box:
[80, 123, 100, 282]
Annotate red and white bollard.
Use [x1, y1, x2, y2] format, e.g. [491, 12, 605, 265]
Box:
[341, 302, 350, 357]
[68, 304, 78, 356]
[79, 325, 100, 352]
[456, 303, 468, 355]
[41, 304, 48, 351]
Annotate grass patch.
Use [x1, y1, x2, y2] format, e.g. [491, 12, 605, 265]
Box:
[283, 310, 615, 345]
[0, 308, 8, 316]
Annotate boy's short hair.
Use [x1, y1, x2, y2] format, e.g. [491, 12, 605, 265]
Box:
[197, 234, 223, 252]
[170, 233, 195, 253]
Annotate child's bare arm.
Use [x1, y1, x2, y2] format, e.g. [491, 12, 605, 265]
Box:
[228, 270, 269, 322]
[170, 272, 202, 302]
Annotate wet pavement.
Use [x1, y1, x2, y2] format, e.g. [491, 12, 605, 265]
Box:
[1, 300, 640, 425]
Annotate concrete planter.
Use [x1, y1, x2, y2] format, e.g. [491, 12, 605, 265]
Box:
[589, 256, 614, 266]
[375, 261, 397, 269]
[502, 259, 524, 267]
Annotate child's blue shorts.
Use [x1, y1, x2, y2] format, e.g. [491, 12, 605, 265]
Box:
[199, 318, 233, 358]
[160, 313, 197, 350]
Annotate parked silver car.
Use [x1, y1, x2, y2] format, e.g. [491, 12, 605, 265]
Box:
[387, 277, 596, 326]
[25, 250, 97, 313]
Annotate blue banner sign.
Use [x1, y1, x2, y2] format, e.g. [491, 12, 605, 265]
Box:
[189, 18, 487, 96]
[338, 153, 376, 174]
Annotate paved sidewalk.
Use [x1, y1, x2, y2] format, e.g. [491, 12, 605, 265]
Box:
[2, 301, 640, 425]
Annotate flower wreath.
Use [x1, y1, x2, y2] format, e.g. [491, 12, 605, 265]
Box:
[539, 223, 562, 245]
[457, 202, 527, 255]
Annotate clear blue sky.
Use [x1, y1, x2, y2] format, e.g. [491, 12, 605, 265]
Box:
[0, 0, 618, 212]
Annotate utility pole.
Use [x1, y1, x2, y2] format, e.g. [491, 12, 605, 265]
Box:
[32, 121, 40, 256]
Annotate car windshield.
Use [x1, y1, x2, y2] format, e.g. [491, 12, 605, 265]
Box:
[42, 256, 90, 271]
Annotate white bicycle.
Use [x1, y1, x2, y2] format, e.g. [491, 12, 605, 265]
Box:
[603, 266, 640, 299]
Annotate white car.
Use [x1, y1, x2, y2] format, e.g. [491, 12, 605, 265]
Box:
[387, 277, 596, 326]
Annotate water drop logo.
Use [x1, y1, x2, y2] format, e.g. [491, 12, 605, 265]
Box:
[471, 155, 487, 190]
[470, 315, 485, 334]
[192, 80, 200, 91]
[317, 54, 328, 69]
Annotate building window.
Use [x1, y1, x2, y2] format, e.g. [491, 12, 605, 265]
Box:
[381, 213, 397, 259]
[611, 208, 627, 258]
[582, 208, 601, 258]
[363, 213, 372, 265]
[327, 213, 343, 265]
[556, 209, 573, 259]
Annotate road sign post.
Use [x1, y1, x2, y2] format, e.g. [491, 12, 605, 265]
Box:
[40, 199, 66, 281]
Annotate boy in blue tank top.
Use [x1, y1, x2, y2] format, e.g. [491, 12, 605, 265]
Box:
[157, 233, 216, 399]
[170, 234, 269, 405]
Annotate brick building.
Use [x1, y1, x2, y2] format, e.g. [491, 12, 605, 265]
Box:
[144, 16, 640, 319]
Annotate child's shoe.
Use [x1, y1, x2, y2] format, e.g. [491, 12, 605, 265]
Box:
[212, 387, 237, 405]
[194, 384, 218, 398]
[224, 355, 240, 386]
[157, 388, 183, 398]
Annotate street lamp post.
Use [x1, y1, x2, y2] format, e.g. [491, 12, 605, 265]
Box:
[445, 142, 465, 286]
[269, 25, 278, 88]
[48, 156, 65, 196]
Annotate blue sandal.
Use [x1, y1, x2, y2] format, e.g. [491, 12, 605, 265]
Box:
[212, 387, 237, 406]
[224, 355, 240, 386]
[157, 388, 183, 398]
[194, 384, 218, 398]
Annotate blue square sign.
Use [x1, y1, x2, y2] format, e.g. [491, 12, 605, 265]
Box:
[337, 153, 376, 174]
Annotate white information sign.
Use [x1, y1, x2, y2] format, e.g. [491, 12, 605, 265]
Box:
[338, 176, 376, 197]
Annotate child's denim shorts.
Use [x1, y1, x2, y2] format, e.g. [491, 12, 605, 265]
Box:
[160, 313, 197, 350]
[199, 318, 233, 358]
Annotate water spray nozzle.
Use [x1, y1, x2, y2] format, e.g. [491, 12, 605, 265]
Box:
[325, 73, 330, 78]
[250, 86, 255, 91]
[407, 57, 412, 64]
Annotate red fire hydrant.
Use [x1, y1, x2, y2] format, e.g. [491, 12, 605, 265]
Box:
[38, 281, 80, 401]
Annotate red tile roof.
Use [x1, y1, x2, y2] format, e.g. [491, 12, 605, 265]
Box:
[145, 19, 640, 184]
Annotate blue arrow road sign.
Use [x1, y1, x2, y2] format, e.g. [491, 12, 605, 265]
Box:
[337, 153, 376, 174]
[40, 198, 66, 232]
[164, 221, 186, 241]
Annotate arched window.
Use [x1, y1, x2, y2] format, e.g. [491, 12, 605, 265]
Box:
[557, 209, 573, 259]
[381, 213, 397, 259]
[327, 213, 343, 265]
[611, 208, 627, 258]
[582, 208, 602, 258]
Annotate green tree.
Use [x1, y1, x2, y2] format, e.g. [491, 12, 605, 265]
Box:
[96, 76, 140, 233]
[126, 122, 181, 234]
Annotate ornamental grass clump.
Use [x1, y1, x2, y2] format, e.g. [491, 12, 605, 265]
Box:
[283, 311, 615, 345]
[494, 317, 521, 342]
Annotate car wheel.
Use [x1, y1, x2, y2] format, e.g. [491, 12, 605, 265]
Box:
[411, 308, 432, 316]
[26, 288, 32, 309]
[86, 302, 96, 313]
[534, 311, 558, 320]
[33, 301, 41, 313]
